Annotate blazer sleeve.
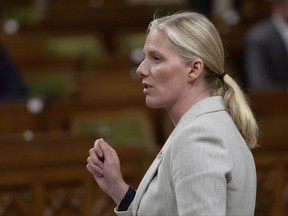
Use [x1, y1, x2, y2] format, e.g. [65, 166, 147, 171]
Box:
[170, 122, 232, 215]
[114, 202, 133, 216]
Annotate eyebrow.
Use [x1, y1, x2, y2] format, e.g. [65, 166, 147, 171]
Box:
[143, 49, 163, 57]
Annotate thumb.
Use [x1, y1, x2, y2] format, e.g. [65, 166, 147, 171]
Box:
[97, 138, 115, 162]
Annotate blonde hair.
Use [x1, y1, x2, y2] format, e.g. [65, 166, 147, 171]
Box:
[149, 12, 258, 149]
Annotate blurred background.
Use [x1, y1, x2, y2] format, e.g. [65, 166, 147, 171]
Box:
[0, 0, 287, 215]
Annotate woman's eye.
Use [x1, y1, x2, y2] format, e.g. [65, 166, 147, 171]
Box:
[153, 56, 161, 62]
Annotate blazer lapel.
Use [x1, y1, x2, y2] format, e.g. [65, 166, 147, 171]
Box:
[131, 108, 191, 215]
[132, 151, 163, 215]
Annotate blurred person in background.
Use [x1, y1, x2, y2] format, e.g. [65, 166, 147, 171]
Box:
[186, 0, 242, 18]
[245, 0, 288, 91]
[87, 11, 258, 215]
[185, 0, 213, 16]
[0, 43, 27, 102]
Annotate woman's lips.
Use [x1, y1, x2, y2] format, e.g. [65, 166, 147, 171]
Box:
[142, 82, 152, 93]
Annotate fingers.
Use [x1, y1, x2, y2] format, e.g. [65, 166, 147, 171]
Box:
[94, 139, 104, 160]
[86, 138, 119, 179]
[88, 148, 103, 168]
[86, 138, 105, 177]
[86, 162, 103, 177]
[87, 150, 103, 177]
[97, 138, 117, 162]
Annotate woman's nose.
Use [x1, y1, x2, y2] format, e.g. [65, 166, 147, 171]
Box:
[136, 60, 148, 78]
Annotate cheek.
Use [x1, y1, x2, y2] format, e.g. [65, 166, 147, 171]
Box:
[155, 65, 188, 92]
[154, 70, 174, 91]
[157, 61, 187, 77]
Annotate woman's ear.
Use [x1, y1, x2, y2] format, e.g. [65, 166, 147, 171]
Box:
[188, 59, 204, 82]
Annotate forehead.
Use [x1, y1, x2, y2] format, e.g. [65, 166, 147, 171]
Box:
[143, 28, 177, 53]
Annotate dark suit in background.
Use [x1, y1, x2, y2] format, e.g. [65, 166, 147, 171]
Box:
[0, 43, 27, 102]
[186, 0, 242, 16]
[185, 0, 213, 16]
[245, 18, 288, 90]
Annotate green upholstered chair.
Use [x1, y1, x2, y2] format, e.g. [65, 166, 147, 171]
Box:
[23, 72, 75, 100]
[70, 110, 157, 151]
[44, 36, 106, 73]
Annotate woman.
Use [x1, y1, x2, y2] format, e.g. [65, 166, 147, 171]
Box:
[87, 11, 258, 215]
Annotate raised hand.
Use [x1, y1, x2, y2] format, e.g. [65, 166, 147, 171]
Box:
[86, 138, 129, 205]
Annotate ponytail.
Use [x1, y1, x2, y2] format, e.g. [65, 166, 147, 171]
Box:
[221, 74, 258, 149]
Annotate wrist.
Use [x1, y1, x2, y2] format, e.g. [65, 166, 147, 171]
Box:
[117, 186, 136, 211]
[109, 182, 129, 205]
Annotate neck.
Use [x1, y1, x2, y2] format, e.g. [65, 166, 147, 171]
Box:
[167, 88, 210, 125]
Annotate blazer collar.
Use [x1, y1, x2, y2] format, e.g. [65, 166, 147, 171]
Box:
[177, 96, 225, 127]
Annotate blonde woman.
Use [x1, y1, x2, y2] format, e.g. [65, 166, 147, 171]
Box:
[87, 11, 258, 216]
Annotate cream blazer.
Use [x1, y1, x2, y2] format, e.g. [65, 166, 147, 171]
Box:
[115, 96, 257, 216]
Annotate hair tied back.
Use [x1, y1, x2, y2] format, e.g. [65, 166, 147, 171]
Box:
[219, 72, 227, 81]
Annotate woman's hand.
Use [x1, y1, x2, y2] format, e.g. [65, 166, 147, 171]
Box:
[86, 138, 129, 205]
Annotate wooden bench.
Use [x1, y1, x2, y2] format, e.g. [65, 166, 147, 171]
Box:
[248, 91, 288, 216]
[249, 91, 288, 117]
[0, 131, 156, 215]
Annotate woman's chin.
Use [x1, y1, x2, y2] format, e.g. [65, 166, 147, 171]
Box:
[145, 98, 162, 109]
